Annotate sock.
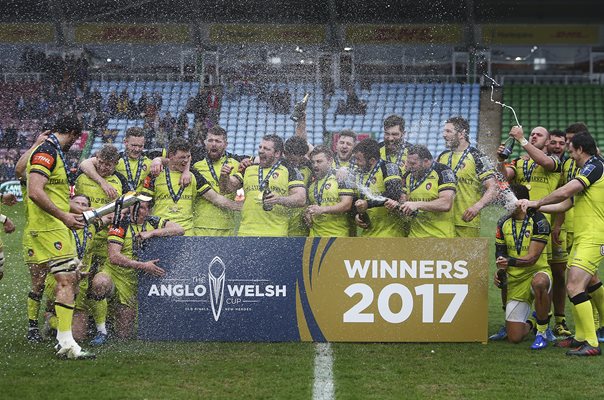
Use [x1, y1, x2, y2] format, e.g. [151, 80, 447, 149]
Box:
[570, 293, 598, 347]
[27, 292, 42, 328]
[587, 283, 604, 328]
[54, 302, 75, 343]
[536, 319, 548, 335]
[90, 299, 107, 334]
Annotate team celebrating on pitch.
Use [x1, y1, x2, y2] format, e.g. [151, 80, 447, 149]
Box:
[1, 108, 603, 358]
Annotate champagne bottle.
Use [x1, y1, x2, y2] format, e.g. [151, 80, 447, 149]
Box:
[290, 93, 310, 122]
[496, 268, 507, 289]
[498, 137, 515, 160]
[262, 188, 273, 211]
[358, 211, 371, 228]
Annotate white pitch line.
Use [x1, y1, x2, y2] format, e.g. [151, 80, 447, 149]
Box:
[312, 342, 334, 400]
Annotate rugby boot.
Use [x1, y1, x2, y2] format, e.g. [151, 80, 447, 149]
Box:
[596, 327, 604, 343]
[530, 332, 548, 350]
[488, 325, 507, 341]
[566, 343, 602, 356]
[555, 337, 584, 348]
[553, 321, 572, 338]
[90, 332, 108, 346]
[26, 328, 44, 343]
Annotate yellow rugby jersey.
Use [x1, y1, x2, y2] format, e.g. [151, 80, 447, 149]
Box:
[237, 161, 305, 237]
[403, 162, 457, 238]
[142, 168, 210, 235]
[308, 171, 354, 237]
[380, 143, 411, 176]
[192, 155, 240, 231]
[437, 146, 494, 229]
[26, 139, 71, 231]
[561, 157, 580, 233]
[573, 156, 604, 244]
[511, 156, 561, 201]
[357, 160, 403, 237]
[75, 171, 128, 244]
[288, 163, 312, 237]
[495, 211, 550, 281]
[116, 153, 152, 192]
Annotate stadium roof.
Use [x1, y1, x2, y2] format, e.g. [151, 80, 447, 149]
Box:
[1, 0, 602, 24]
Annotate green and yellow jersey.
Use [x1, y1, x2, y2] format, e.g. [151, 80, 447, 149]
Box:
[288, 163, 312, 237]
[403, 162, 457, 238]
[116, 153, 152, 192]
[105, 215, 168, 306]
[142, 168, 210, 235]
[496, 211, 551, 302]
[26, 140, 71, 232]
[437, 146, 494, 229]
[308, 171, 354, 237]
[510, 156, 561, 202]
[356, 160, 404, 237]
[561, 157, 581, 234]
[237, 161, 305, 237]
[573, 156, 604, 245]
[192, 155, 240, 235]
[380, 142, 411, 175]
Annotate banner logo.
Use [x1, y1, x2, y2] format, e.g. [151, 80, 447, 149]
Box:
[208, 256, 226, 321]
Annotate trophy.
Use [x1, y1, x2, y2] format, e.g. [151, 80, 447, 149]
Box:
[82, 192, 152, 225]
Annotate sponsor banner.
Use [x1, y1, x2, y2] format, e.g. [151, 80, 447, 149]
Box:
[139, 237, 487, 342]
[0, 180, 23, 202]
[74, 23, 190, 44]
[482, 25, 599, 45]
[0, 23, 55, 43]
[210, 24, 326, 44]
[346, 24, 463, 44]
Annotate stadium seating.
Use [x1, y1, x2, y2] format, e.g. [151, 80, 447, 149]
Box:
[500, 84, 604, 158]
[88, 80, 481, 158]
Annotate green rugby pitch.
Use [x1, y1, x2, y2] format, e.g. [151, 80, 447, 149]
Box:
[1, 203, 602, 400]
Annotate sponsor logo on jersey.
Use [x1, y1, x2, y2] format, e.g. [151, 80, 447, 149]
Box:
[32, 153, 55, 169]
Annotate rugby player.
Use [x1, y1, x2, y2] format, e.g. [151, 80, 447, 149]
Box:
[142, 138, 241, 236]
[386, 144, 457, 238]
[304, 145, 354, 237]
[192, 126, 240, 236]
[234, 135, 306, 237]
[519, 132, 604, 356]
[352, 138, 403, 237]
[284, 136, 312, 237]
[495, 184, 552, 350]
[91, 200, 183, 339]
[379, 114, 413, 175]
[80, 127, 151, 196]
[25, 114, 94, 359]
[437, 116, 498, 237]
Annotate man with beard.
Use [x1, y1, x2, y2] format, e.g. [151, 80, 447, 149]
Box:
[386, 145, 457, 238]
[352, 138, 403, 237]
[25, 114, 94, 359]
[379, 114, 413, 175]
[234, 135, 306, 237]
[436, 116, 497, 237]
[496, 125, 562, 340]
[192, 126, 240, 236]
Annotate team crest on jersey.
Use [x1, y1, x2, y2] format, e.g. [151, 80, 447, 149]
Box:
[324, 183, 332, 190]
[525, 231, 531, 238]
[32, 153, 55, 169]
[142, 164, 148, 170]
[272, 172, 280, 179]
[426, 183, 432, 190]
[86, 232, 93, 240]
[54, 242, 62, 250]
[371, 177, 377, 184]
[28, 249, 34, 257]
[600, 245, 604, 256]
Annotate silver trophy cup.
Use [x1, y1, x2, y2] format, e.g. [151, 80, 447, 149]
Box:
[82, 192, 152, 225]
